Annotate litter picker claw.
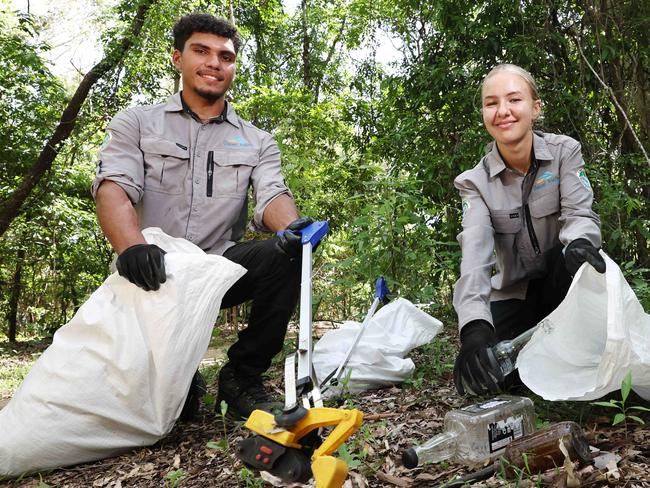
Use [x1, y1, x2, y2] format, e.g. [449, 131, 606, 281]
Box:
[237, 221, 363, 488]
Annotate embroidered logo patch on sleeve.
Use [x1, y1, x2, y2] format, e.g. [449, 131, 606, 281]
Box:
[462, 199, 471, 217]
[100, 130, 112, 150]
[577, 168, 592, 191]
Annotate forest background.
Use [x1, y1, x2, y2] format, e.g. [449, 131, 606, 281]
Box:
[1, 0, 649, 345]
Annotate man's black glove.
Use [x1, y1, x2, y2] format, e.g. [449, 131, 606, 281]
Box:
[116, 244, 167, 291]
[564, 238, 606, 276]
[453, 319, 504, 396]
[275, 217, 314, 260]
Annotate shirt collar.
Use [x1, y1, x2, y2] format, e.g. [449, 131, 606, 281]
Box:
[164, 92, 240, 128]
[483, 131, 552, 178]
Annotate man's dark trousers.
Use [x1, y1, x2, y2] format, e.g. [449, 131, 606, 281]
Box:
[221, 238, 301, 377]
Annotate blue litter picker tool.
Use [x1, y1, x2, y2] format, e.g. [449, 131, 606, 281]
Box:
[237, 221, 363, 488]
[320, 276, 390, 393]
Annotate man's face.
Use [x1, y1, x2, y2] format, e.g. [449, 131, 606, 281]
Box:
[172, 32, 236, 102]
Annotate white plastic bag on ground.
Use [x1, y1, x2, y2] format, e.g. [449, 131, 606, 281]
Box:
[518, 252, 650, 401]
[313, 298, 443, 396]
[0, 228, 246, 478]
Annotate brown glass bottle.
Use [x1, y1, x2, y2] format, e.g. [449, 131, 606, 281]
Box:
[499, 421, 592, 477]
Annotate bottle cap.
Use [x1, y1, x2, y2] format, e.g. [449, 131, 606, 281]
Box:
[402, 447, 418, 469]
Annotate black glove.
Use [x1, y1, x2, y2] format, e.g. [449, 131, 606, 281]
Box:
[116, 244, 167, 291]
[453, 320, 504, 396]
[275, 217, 314, 260]
[564, 238, 606, 276]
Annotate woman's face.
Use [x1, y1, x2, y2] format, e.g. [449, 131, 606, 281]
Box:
[481, 71, 541, 148]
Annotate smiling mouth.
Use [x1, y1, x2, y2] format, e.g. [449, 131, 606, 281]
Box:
[496, 121, 516, 129]
[199, 73, 224, 82]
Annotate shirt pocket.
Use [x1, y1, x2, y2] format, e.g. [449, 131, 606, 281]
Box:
[490, 208, 523, 234]
[141, 137, 190, 195]
[529, 187, 560, 218]
[211, 150, 258, 197]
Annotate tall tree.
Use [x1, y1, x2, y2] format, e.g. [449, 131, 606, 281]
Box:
[0, 0, 157, 238]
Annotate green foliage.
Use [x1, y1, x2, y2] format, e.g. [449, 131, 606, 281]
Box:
[1, 0, 648, 344]
[591, 371, 650, 430]
[206, 400, 230, 452]
[164, 468, 186, 487]
[239, 466, 264, 488]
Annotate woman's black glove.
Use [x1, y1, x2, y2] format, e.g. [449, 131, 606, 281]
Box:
[275, 217, 314, 259]
[116, 244, 167, 291]
[453, 319, 504, 395]
[564, 238, 606, 276]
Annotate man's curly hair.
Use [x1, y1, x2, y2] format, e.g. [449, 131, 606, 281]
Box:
[173, 14, 241, 53]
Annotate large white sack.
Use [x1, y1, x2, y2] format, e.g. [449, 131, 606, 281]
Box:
[313, 298, 443, 395]
[518, 252, 650, 401]
[0, 228, 246, 478]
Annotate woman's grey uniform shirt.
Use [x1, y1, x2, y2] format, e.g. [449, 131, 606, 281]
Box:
[453, 131, 601, 330]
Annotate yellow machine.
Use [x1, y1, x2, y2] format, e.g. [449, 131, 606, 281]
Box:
[236, 222, 364, 488]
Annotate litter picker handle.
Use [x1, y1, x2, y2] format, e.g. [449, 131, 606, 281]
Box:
[321, 277, 390, 390]
[375, 277, 389, 301]
[301, 221, 329, 247]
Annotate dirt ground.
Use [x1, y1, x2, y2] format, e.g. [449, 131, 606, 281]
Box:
[1, 335, 650, 487]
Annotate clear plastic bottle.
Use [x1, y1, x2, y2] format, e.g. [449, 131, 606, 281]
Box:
[402, 396, 535, 468]
[490, 323, 541, 377]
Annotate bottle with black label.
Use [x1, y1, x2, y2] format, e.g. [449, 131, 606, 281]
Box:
[402, 396, 535, 468]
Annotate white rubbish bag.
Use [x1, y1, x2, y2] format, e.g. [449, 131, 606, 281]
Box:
[313, 298, 443, 396]
[518, 252, 650, 401]
[0, 228, 246, 478]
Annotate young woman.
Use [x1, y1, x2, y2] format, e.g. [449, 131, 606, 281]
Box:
[452, 64, 605, 395]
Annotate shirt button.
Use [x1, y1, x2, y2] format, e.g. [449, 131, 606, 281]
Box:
[192, 206, 198, 212]
[188, 235, 194, 241]
[195, 177, 200, 184]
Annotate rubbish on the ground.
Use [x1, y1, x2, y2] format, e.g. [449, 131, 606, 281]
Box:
[433, 421, 592, 487]
[239, 221, 362, 488]
[320, 277, 390, 392]
[517, 252, 650, 401]
[313, 298, 442, 397]
[0, 228, 246, 479]
[499, 421, 592, 477]
[592, 451, 621, 470]
[402, 396, 535, 468]
[489, 324, 539, 377]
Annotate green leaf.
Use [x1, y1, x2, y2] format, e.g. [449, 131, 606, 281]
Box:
[627, 415, 645, 425]
[591, 401, 622, 409]
[206, 439, 228, 451]
[220, 400, 228, 417]
[621, 371, 632, 402]
[628, 406, 650, 412]
[612, 413, 626, 425]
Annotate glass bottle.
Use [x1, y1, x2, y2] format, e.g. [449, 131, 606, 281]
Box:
[490, 322, 542, 377]
[402, 396, 535, 468]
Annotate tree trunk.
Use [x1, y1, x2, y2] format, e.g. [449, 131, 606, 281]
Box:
[0, 0, 156, 238]
[7, 249, 25, 343]
[301, 0, 312, 91]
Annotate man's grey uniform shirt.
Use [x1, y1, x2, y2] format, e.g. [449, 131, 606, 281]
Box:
[92, 93, 292, 255]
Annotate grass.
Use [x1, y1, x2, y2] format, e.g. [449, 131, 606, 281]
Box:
[0, 338, 48, 400]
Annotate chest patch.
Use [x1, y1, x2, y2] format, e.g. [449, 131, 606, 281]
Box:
[224, 134, 252, 148]
[533, 170, 559, 192]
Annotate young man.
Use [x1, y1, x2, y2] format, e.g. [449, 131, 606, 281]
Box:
[93, 14, 311, 419]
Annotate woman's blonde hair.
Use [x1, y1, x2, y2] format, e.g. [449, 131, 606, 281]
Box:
[481, 64, 540, 101]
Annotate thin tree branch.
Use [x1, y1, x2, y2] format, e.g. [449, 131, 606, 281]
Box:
[574, 35, 650, 166]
